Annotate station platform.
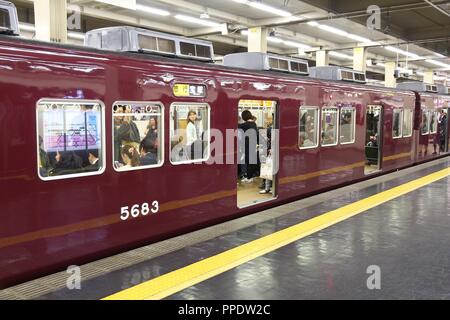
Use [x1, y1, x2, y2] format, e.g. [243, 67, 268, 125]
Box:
[2, 157, 450, 300]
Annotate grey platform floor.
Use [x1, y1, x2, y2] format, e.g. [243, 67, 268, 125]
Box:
[1, 157, 450, 300]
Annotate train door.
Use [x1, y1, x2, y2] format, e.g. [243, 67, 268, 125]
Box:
[237, 99, 278, 208]
[364, 105, 383, 174]
[445, 109, 449, 153]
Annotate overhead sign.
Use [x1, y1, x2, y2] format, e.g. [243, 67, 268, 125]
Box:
[95, 0, 136, 10]
[173, 84, 206, 97]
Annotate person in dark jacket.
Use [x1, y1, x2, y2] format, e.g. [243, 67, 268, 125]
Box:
[238, 110, 259, 182]
[139, 138, 158, 166]
[84, 149, 100, 172]
[50, 151, 83, 176]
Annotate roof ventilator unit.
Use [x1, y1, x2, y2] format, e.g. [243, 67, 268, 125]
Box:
[396, 82, 439, 93]
[309, 66, 366, 83]
[84, 26, 214, 62]
[0, 0, 19, 36]
[222, 52, 309, 75]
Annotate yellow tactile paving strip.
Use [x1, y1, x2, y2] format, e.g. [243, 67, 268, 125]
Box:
[103, 166, 450, 300]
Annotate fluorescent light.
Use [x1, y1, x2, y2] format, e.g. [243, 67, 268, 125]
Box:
[68, 31, 85, 40]
[318, 24, 348, 37]
[282, 40, 310, 49]
[384, 46, 420, 59]
[241, 30, 308, 47]
[174, 14, 221, 27]
[307, 21, 372, 43]
[268, 36, 283, 43]
[425, 59, 450, 69]
[346, 34, 372, 43]
[19, 23, 35, 32]
[329, 51, 353, 60]
[135, 4, 170, 16]
[19, 23, 85, 40]
[248, 2, 292, 17]
[232, 0, 292, 17]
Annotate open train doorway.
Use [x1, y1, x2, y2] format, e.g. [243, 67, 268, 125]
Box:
[443, 108, 449, 153]
[237, 100, 278, 208]
[365, 105, 383, 175]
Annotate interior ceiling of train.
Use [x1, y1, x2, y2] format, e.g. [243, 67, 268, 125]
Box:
[10, 0, 450, 82]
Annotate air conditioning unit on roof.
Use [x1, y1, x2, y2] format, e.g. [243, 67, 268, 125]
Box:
[84, 26, 215, 62]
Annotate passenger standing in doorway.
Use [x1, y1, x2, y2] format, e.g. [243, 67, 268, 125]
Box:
[259, 120, 273, 194]
[238, 110, 259, 183]
[439, 110, 447, 152]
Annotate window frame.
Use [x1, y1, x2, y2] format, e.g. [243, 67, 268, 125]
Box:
[298, 106, 320, 150]
[320, 107, 339, 147]
[36, 98, 106, 181]
[169, 102, 211, 165]
[392, 108, 403, 139]
[402, 108, 413, 138]
[339, 106, 356, 145]
[112, 101, 165, 173]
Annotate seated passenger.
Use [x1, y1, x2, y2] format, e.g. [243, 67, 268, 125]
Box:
[322, 124, 335, 145]
[50, 151, 83, 175]
[139, 139, 158, 166]
[299, 132, 315, 148]
[120, 146, 140, 169]
[85, 149, 100, 172]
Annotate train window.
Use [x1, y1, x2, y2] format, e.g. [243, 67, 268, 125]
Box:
[36, 100, 105, 180]
[170, 103, 210, 164]
[403, 108, 413, 137]
[321, 108, 338, 146]
[421, 110, 430, 135]
[392, 109, 403, 139]
[299, 107, 319, 149]
[112, 102, 163, 171]
[430, 111, 439, 134]
[339, 107, 356, 144]
[1, 9, 10, 29]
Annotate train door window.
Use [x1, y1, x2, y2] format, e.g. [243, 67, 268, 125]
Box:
[339, 107, 356, 144]
[403, 108, 413, 137]
[321, 108, 338, 146]
[170, 103, 210, 164]
[113, 102, 163, 171]
[299, 107, 319, 149]
[237, 100, 278, 208]
[392, 108, 403, 139]
[421, 110, 430, 135]
[365, 105, 383, 175]
[36, 100, 105, 180]
[430, 111, 438, 134]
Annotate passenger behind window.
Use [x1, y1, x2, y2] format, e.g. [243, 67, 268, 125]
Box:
[85, 149, 100, 172]
[139, 139, 158, 166]
[299, 132, 315, 148]
[238, 110, 260, 183]
[186, 110, 205, 160]
[38, 136, 51, 177]
[114, 105, 141, 164]
[119, 146, 140, 169]
[322, 123, 336, 145]
[50, 151, 83, 176]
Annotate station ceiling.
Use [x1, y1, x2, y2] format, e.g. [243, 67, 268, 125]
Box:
[10, 0, 450, 82]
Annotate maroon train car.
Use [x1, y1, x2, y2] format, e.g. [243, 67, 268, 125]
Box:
[0, 30, 449, 289]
